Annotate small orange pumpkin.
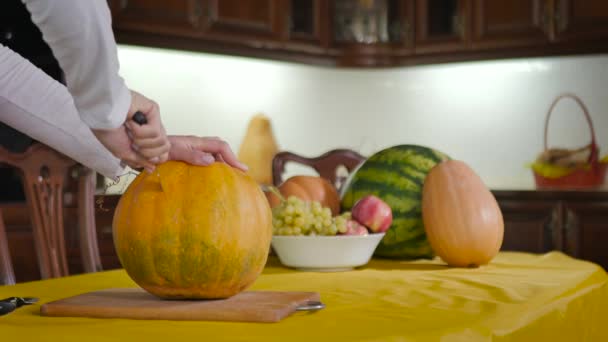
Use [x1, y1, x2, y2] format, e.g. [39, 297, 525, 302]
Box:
[266, 175, 340, 215]
[112, 161, 272, 299]
[422, 160, 504, 267]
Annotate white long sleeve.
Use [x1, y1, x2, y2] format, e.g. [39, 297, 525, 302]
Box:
[0, 45, 125, 180]
[21, 0, 131, 130]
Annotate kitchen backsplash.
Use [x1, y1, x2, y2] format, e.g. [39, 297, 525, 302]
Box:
[107, 45, 608, 192]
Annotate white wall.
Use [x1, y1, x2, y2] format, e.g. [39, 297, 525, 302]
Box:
[109, 44, 608, 192]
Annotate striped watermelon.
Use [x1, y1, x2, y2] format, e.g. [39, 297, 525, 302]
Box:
[340, 145, 450, 259]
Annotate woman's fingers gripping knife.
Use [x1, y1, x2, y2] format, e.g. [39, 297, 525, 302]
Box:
[92, 126, 157, 173]
[130, 136, 170, 162]
[125, 91, 171, 164]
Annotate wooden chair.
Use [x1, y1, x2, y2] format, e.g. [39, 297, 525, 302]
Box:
[0, 210, 15, 285]
[0, 143, 102, 285]
[272, 149, 366, 193]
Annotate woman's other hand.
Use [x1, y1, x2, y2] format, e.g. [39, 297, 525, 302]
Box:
[168, 135, 248, 172]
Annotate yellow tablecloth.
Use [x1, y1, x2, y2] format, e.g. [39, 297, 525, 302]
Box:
[1, 251, 607, 342]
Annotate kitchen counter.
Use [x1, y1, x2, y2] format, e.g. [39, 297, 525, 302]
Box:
[1, 251, 607, 341]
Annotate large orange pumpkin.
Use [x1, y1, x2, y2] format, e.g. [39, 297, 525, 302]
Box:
[422, 160, 504, 268]
[112, 161, 273, 299]
[266, 175, 340, 215]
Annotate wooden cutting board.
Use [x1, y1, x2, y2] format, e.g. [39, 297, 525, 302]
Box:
[40, 288, 323, 323]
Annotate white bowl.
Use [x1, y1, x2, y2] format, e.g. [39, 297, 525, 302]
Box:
[271, 233, 385, 272]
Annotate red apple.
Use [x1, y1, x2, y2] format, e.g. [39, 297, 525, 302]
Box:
[351, 195, 392, 233]
[341, 219, 369, 236]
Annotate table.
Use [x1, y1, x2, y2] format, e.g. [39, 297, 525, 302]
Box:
[1, 251, 607, 341]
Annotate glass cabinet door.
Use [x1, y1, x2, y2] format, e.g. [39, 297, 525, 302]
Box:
[415, 0, 471, 53]
[333, 0, 413, 46]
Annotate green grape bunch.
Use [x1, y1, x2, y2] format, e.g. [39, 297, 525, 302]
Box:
[272, 195, 351, 236]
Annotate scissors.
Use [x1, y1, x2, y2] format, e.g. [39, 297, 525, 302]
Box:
[0, 297, 39, 316]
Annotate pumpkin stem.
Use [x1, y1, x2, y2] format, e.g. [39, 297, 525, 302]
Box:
[265, 185, 286, 203]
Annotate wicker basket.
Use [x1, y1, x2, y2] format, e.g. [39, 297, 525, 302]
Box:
[532, 93, 607, 190]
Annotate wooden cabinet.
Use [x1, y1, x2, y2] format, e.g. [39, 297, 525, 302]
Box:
[553, 0, 608, 41]
[334, 0, 415, 66]
[415, 0, 471, 53]
[494, 190, 608, 270]
[108, 0, 334, 65]
[562, 201, 608, 266]
[499, 200, 562, 254]
[202, 0, 284, 40]
[108, 0, 608, 67]
[287, 0, 330, 49]
[472, 0, 550, 50]
[108, 0, 203, 36]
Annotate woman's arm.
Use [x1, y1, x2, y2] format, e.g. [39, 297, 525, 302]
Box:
[21, 0, 171, 168]
[0, 45, 124, 180]
[21, 0, 130, 130]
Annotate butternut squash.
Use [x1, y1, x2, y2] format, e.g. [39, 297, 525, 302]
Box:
[422, 160, 504, 267]
[237, 113, 279, 185]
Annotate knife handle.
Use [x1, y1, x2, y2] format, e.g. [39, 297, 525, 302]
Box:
[132, 111, 148, 126]
[295, 301, 325, 312]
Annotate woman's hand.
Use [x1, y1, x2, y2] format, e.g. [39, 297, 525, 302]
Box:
[92, 125, 156, 172]
[92, 90, 171, 172]
[168, 135, 248, 172]
[124, 91, 171, 165]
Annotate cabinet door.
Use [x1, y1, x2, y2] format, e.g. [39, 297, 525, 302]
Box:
[288, 0, 329, 46]
[472, 0, 549, 49]
[554, 0, 608, 41]
[203, 0, 284, 39]
[332, 0, 414, 46]
[415, 0, 471, 53]
[498, 201, 563, 254]
[563, 201, 608, 270]
[332, 0, 415, 67]
[108, 0, 203, 35]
